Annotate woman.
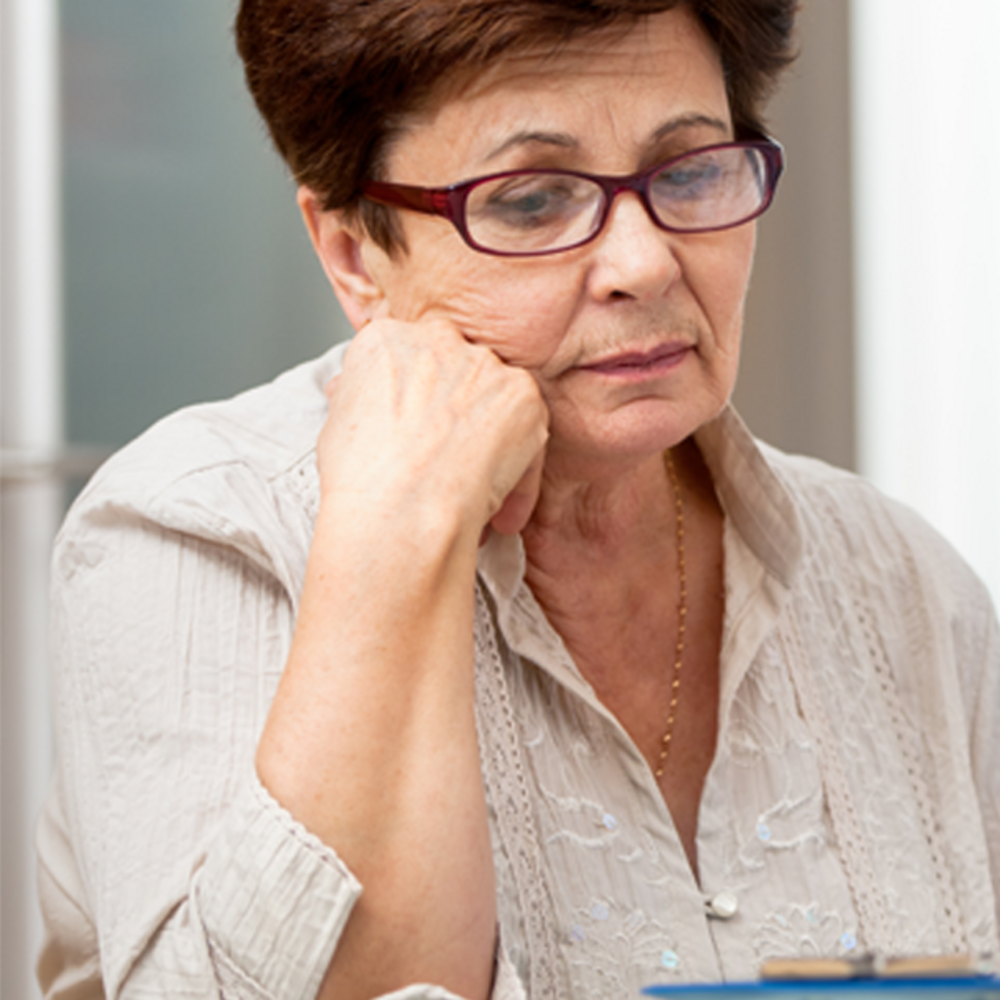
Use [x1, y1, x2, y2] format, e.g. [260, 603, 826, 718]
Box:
[37, 1, 1000, 998]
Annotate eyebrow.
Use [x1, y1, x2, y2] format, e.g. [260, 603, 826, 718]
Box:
[650, 112, 731, 144]
[483, 112, 731, 164]
[484, 130, 579, 162]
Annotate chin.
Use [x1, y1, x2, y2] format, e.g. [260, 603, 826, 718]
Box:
[618, 391, 724, 444]
[550, 398, 718, 470]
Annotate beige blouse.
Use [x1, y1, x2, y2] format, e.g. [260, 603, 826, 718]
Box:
[37, 344, 1000, 1000]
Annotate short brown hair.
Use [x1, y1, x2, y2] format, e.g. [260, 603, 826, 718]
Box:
[235, 0, 797, 251]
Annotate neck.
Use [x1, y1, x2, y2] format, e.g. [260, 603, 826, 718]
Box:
[524, 438, 703, 554]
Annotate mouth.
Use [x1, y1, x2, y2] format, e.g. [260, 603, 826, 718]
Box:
[578, 342, 693, 377]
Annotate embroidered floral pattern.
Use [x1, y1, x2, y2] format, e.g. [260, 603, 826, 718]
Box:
[754, 902, 857, 962]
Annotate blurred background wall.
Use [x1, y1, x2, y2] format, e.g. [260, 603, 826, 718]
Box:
[59, 1, 343, 453]
[2, 0, 999, 996]
[736, 0, 855, 470]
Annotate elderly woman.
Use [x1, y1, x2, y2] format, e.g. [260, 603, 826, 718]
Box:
[37, 1, 1000, 999]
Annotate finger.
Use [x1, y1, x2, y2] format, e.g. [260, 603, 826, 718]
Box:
[488, 444, 546, 537]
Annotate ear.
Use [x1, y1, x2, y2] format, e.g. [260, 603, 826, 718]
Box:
[297, 187, 385, 331]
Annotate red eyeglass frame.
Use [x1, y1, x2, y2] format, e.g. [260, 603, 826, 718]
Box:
[360, 134, 785, 257]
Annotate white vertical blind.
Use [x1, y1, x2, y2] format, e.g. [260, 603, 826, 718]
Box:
[852, 0, 1000, 607]
[1, 0, 62, 996]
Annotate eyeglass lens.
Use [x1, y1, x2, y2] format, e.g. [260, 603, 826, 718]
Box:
[464, 145, 770, 254]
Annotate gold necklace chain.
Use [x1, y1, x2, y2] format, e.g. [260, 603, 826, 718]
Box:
[655, 450, 687, 779]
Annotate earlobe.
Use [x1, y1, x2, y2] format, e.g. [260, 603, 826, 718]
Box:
[297, 187, 385, 331]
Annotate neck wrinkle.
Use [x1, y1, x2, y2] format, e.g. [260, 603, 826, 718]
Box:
[525, 449, 674, 553]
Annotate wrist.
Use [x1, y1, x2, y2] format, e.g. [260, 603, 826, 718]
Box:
[314, 480, 486, 565]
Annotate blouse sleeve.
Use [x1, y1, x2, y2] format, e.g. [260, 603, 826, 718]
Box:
[41, 481, 526, 999]
[42, 501, 361, 999]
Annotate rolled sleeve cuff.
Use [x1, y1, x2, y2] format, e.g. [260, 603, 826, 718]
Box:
[195, 771, 362, 1000]
[194, 773, 527, 1000]
[377, 945, 525, 1000]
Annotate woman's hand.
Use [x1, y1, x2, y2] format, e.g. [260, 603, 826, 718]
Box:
[319, 313, 549, 543]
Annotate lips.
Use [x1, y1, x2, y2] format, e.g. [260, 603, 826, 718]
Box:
[579, 342, 692, 375]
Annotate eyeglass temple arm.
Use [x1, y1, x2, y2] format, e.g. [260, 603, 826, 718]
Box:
[362, 180, 454, 218]
[761, 139, 785, 183]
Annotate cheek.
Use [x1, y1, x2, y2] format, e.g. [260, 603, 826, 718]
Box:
[684, 231, 755, 346]
[397, 258, 579, 369]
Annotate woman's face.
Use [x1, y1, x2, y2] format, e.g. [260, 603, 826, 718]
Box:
[359, 6, 755, 471]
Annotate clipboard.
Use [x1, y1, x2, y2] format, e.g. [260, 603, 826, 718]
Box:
[643, 978, 1000, 999]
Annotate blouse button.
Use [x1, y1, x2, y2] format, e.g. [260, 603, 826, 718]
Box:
[706, 891, 740, 920]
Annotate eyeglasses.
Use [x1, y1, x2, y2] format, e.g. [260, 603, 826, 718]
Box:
[361, 136, 784, 257]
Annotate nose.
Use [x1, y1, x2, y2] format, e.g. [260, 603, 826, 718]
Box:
[587, 190, 682, 302]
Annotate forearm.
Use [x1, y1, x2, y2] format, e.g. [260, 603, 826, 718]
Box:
[257, 500, 496, 1000]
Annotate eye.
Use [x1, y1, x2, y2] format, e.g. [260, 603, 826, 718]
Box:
[471, 174, 597, 231]
[651, 153, 726, 202]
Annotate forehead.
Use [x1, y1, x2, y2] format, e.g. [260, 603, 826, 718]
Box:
[385, 7, 730, 181]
